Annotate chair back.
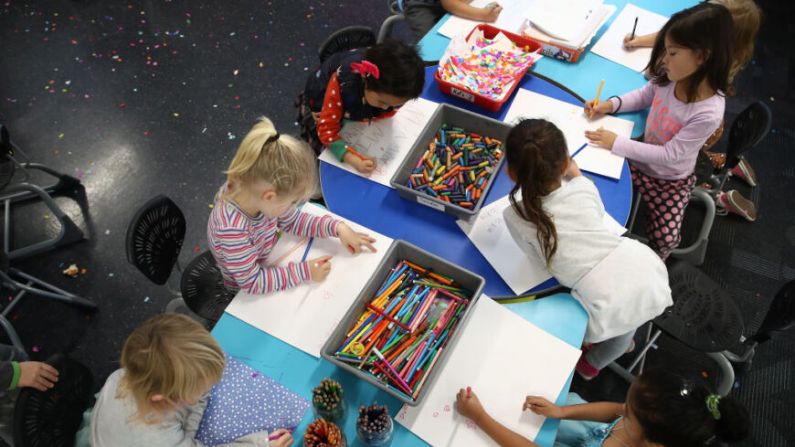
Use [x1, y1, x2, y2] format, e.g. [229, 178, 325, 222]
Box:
[751, 280, 795, 343]
[13, 355, 94, 447]
[180, 250, 236, 324]
[725, 101, 772, 170]
[126, 195, 186, 285]
[389, 0, 404, 14]
[318, 26, 376, 63]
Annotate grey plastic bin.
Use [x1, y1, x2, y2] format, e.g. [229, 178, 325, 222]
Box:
[320, 239, 485, 406]
[390, 104, 512, 221]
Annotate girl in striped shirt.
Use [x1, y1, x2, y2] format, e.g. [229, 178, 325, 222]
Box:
[207, 117, 376, 295]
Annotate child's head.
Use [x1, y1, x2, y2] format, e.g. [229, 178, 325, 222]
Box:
[224, 117, 317, 217]
[712, 0, 762, 82]
[505, 119, 570, 264]
[648, 2, 735, 101]
[119, 314, 225, 421]
[360, 39, 425, 111]
[626, 369, 751, 446]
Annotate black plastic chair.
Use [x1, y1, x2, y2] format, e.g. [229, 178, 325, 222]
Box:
[180, 250, 236, 324]
[609, 261, 744, 396]
[379, 0, 407, 43]
[318, 26, 376, 64]
[125, 195, 186, 285]
[13, 355, 94, 447]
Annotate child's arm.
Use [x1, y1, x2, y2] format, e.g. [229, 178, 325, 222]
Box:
[623, 31, 657, 49]
[457, 389, 540, 447]
[586, 82, 656, 118]
[524, 396, 624, 423]
[610, 114, 722, 164]
[279, 209, 376, 254]
[442, 0, 503, 22]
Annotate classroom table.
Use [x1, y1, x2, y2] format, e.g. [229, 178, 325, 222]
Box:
[213, 292, 588, 447]
[319, 65, 633, 297]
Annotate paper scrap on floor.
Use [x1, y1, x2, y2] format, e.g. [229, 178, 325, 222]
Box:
[437, 0, 529, 38]
[224, 203, 393, 358]
[591, 3, 669, 72]
[457, 194, 626, 295]
[318, 98, 439, 188]
[396, 296, 582, 445]
[502, 89, 634, 179]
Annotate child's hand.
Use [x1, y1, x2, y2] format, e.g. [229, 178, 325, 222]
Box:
[523, 396, 564, 419]
[456, 387, 486, 423]
[18, 361, 59, 391]
[268, 429, 293, 447]
[337, 223, 377, 254]
[343, 151, 377, 174]
[564, 158, 582, 179]
[308, 256, 332, 282]
[623, 34, 642, 49]
[584, 127, 618, 150]
[584, 99, 614, 119]
[480, 3, 503, 22]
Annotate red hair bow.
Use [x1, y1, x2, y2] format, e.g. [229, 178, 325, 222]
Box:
[350, 60, 380, 79]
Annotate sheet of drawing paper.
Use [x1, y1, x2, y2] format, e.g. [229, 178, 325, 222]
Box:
[502, 89, 634, 179]
[318, 98, 439, 188]
[396, 296, 581, 445]
[437, 0, 529, 38]
[224, 203, 393, 357]
[591, 4, 669, 72]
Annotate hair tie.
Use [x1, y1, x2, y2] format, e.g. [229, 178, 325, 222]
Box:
[705, 394, 721, 420]
[350, 60, 380, 79]
[265, 133, 280, 145]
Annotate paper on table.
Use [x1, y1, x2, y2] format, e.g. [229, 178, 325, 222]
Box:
[591, 3, 669, 72]
[318, 98, 439, 188]
[396, 296, 582, 445]
[224, 203, 393, 358]
[502, 89, 634, 179]
[457, 193, 626, 295]
[527, 0, 603, 42]
[437, 0, 529, 38]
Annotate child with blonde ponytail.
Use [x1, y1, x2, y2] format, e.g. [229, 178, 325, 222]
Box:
[208, 117, 376, 295]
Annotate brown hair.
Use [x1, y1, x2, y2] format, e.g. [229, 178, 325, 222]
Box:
[118, 314, 225, 422]
[712, 0, 761, 83]
[505, 119, 569, 265]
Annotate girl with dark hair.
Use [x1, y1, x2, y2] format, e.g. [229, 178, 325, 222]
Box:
[503, 119, 671, 380]
[298, 39, 426, 174]
[456, 369, 751, 447]
[585, 2, 734, 259]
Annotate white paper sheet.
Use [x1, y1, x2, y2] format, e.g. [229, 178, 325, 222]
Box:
[591, 3, 669, 72]
[527, 0, 603, 42]
[224, 203, 393, 358]
[522, 3, 615, 50]
[502, 89, 634, 179]
[396, 296, 582, 445]
[437, 0, 529, 38]
[457, 194, 626, 295]
[318, 98, 439, 188]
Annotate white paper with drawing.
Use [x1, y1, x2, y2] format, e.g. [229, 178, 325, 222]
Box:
[318, 98, 439, 188]
[503, 89, 634, 179]
[437, 0, 529, 38]
[396, 296, 581, 445]
[591, 4, 669, 72]
[457, 193, 626, 295]
[224, 203, 392, 358]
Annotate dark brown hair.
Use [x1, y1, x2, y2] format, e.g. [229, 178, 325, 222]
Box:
[647, 2, 735, 100]
[505, 119, 569, 265]
[363, 39, 425, 99]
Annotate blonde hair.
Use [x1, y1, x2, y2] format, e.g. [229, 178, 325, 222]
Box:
[118, 314, 225, 422]
[224, 116, 317, 199]
[712, 0, 761, 82]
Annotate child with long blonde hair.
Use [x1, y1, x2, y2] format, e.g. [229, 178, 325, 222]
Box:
[85, 314, 293, 446]
[207, 117, 376, 294]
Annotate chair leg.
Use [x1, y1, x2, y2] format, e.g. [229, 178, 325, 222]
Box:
[706, 352, 735, 396]
[6, 268, 97, 309]
[608, 325, 662, 384]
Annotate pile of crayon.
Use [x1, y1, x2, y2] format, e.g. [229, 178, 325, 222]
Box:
[303, 419, 345, 447]
[406, 124, 503, 209]
[439, 34, 536, 100]
[312, 378, 345, 422]
[356, 404, 393, 445]
[333, 259, 472, 401]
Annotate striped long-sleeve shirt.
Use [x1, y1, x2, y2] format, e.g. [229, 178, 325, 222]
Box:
[207, 188, 340, 295]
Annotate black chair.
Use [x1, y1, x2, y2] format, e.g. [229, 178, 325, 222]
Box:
[318, 26, 376, 64]
[126, 195, 233, 327]
[379, 0, 407, 43]
[608, 261, 744, 396]
[13, 355, 94, 447]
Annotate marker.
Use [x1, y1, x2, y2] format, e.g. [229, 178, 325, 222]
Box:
[466, 386, 472, 397]
[346, 145, 368, 161]
[571, 143, 588, 159]
[630, 16, 638, 41]
[300, 237, 315, 263]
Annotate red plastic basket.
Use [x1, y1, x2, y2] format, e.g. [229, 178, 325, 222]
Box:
[435, 24, 541, 112]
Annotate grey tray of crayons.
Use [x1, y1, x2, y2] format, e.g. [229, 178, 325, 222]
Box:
[390, 103, 510, 222]
[320, 239, 485, 406]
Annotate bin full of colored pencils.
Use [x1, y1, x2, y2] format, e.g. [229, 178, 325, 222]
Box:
[321, 240, 485, 406]
[391, 103, 511, 222]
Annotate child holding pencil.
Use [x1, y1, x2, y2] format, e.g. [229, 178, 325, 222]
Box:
[403, 0, 503, 43]
[456, 369, 751, 447]
[503, 118, 671, 380]
[207, 117, 376, 295]
[586, 2, 733, 259]
[298, 39, 425, 174]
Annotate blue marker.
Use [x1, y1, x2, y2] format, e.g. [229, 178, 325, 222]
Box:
[300, 237, 315, 262]
[570, 143, 588, 159]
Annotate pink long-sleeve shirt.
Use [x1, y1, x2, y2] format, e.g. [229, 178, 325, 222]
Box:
[610, 81, 724, 180]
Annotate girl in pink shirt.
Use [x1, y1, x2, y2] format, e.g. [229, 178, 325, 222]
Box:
[584, 2, 735, 260]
